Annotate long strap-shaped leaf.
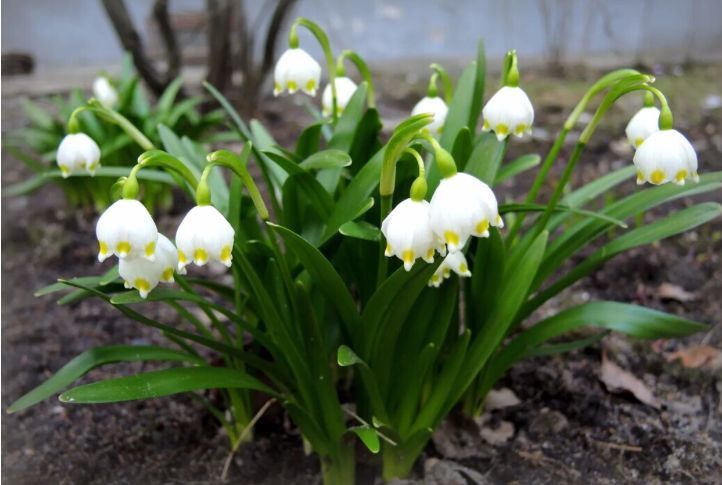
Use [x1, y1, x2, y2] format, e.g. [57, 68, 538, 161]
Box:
[7, 345, 204, 413]
[59, 366, 279, 404]
[269, 223, 362, 344]
[478, 301, 708, 398]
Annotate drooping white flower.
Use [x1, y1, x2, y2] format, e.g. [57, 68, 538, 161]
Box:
[175, 205, 235, 270]
[633, 129, 699, 185]
[625, 106, 660, 149]
[428, 251, 472, 287]
[119, 234, 178, 298]
[96, 199, 158, 262]
[482, 86, 534, 141]
[411, 96, 448, 135]
[322, 76, 358, 116]
[273, 48, 322, 97]
[382, 198, 445, 271]
[56, 133, 101, 177]
[429, 173, 503, 253]
[92, 76, 118, 109]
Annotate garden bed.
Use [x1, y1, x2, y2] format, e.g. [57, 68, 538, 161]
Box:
[2, 64, 721, 484]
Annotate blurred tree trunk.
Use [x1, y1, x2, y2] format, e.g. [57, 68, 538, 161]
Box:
[101, 0, 182, 97]
[206, 0, 233, 92]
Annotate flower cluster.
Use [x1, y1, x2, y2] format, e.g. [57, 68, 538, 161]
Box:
[382, 172, 502, 284]
[96, 198, 234, 299]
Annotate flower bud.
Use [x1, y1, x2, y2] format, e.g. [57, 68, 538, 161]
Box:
[633, 129, 698, 185]
[322, 76, 358, 116]
[96, 199, 158, 262]
[625, 106, 660, 149]
[429, 173, 502, 253]
[411, 96, 448, 135]
[382, 198, 445, 271]
[175, 205, 235, 270]
[274, 48, 322, 97]
[119, 234, 179, 299]
[482, 86, 534, 141]
[57, 133, 101, 177]
[92, 76, 118, 109]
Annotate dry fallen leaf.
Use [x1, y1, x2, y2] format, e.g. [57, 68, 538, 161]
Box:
[479, 420, 515, 446]
[665, 345, 722, 370]
[599, 353, 660, 409]
[484, 387, 521, 412]
[657, 283, 697, 302]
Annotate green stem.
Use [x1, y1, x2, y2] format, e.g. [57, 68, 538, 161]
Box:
[320, 444, 356, 485]
[377, 194, 392, 286]
[68, 101, 154, 151]
[207, 146, 269, 220]
[506, 68, 645, 245]
[292, 18, 338, 123]
[338, 50, 376, 108]
[430, 63, 453, 102]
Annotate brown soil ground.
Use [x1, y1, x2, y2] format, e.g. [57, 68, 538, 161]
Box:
[2, 64, 721, 484]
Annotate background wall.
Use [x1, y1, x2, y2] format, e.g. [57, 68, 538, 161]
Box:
[3, 0, 722, 71]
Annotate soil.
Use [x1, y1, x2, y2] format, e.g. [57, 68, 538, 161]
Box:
[2, 64, 722, 484]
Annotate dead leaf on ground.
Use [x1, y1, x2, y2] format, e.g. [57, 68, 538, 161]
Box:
[599, 352, 660, 409]
[657, 283, 697, 302]
[479, 420, 515, 446]
[484, 387, 521, 412]
[665, 345, 722, 370]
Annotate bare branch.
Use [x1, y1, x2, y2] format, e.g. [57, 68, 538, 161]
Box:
[152, 0, 182, 79]
[206, 0, 233, 92]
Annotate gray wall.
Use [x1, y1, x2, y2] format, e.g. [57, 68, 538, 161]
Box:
[3, 0, 722, 70]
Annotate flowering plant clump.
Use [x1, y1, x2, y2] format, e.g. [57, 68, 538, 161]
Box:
[9, 18, 719, 484]
[4, 55, 226, 210]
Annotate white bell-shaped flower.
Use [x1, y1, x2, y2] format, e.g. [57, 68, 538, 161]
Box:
[382, 198, 444, 271]
[429, 173, 503, 253]
[273, 48, 322, 97]
[176, 205, 235, 270]
[322, 76, 358, 116]
[428, 251, 472, 287]
[482, 86, 534, 141]
[633, 129, 699, 185]
[92, 76, 118, 109]
[119, 234, 178, 299]
[625, 106, 660, 149]
[411, 96, 448, 135]
[56, 133, 101, 178]
[96, 199, 158, 262]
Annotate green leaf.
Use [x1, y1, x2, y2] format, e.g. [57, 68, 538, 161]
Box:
[329, 82, 369, 152]
[463, 133, 506, 184]
[500, 202, 628, 228]
[339, 220, 381, 241]
[349, 425, 381, 454]
[335, 346, 391, 424]
[7, 345, 203, 413]
[451, 127, 473, 168]
[296, 121, 325, 158]
[495, 154, 541, 185]
[299, 149, 352, 170]
[21, 98, 56, 130]
[269, 223, 361, 341]
[156, 77, 184, 119]
[59, 366, 276, 404]
[480, 302, 708, 397]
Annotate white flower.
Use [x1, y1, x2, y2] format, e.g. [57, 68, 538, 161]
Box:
[92, 76, 118, 109]
[411, 96, 448, 135]
[482, 86, 534, 141]
[175, 205, 235, 270]
[625, 106, 660, 149]
[273, 48, 322, 97]
[428, 251, 471, 287]
[119, 234, 178, 298]
[322, 76, 358, 116]
[429, 173, 503, 253]
[633, 129, 699, 185]
[56, 133, 101, 177]
[381, 198, 445, 271]
[96, 199, 158, 262]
